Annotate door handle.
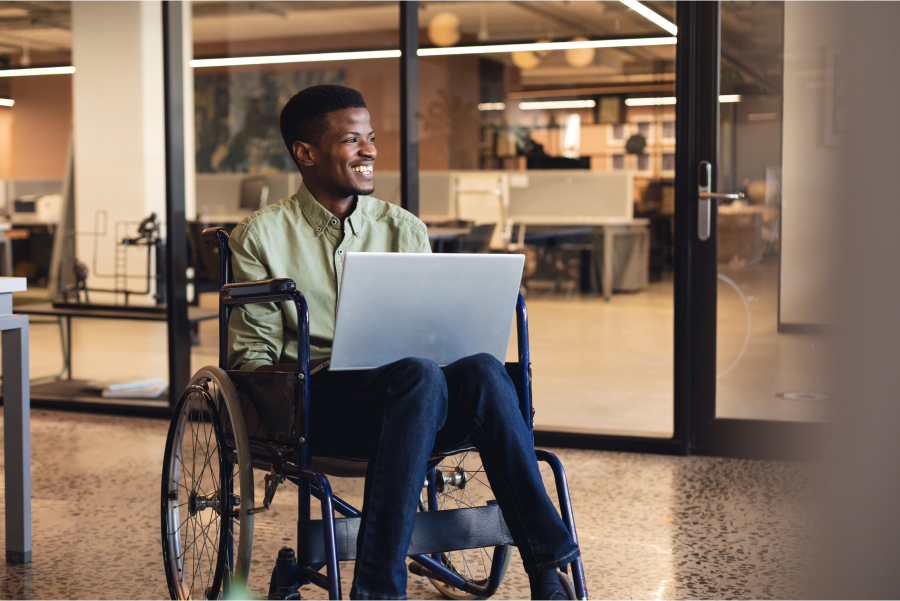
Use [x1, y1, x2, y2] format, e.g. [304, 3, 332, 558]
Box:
[699, 192, 744, 200]
[697, 161, 745, 241]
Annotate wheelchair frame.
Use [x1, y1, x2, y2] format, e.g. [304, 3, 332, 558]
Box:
[165, 226, 588, 600]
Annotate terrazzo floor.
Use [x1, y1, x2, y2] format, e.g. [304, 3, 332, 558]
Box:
[0, 408, 818, 600]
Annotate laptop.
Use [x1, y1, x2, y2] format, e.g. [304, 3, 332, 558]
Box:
[329, 252, 525, 371]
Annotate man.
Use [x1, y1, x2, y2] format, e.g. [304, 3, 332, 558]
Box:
[228, 85, 579, 600]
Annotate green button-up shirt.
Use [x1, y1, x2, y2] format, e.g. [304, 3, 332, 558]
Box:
[228, 182, 431, 371]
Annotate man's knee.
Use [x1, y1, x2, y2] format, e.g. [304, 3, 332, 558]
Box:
[386, 357, 447, 416]
[454, 353, 507, 384]
[394, 356, 444, 387]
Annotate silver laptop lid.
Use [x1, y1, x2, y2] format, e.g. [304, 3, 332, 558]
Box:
[330, 252, 525, 371]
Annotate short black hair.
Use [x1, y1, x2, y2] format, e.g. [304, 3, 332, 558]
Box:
[280, 85, 367, 166]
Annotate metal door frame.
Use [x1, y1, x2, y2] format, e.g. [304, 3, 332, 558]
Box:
[678, 1, 826, 460]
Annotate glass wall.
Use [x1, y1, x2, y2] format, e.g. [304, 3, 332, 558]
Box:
[0, 1, 686, 435]
[413, 1, 677, 436]
[715, 1, 831, 423]
[191, 2, 400, 218]
[189, 1, 680, 437]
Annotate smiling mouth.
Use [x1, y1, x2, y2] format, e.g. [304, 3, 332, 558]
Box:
[352, 165, 373, 175]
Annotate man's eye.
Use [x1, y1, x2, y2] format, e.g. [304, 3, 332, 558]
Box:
[369, 137, 376, 142]
[345, 138, 357, 143]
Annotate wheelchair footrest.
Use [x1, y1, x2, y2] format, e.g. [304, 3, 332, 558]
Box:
[298, 505, 513, 564]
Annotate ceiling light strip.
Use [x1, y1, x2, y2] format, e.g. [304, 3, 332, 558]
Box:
[0, 66, 75, 77]
[519, 100, 596, 110]
[625, 97, 676, 106]
[619, 0, 678, 36]
[191, 49, 402, 68]
[625, 95, 741, 106]
[418, 37, 676, 57]
[190, 37, 676, 68]
[0, 98, 14, 107]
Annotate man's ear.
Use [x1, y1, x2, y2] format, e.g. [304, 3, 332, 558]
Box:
[293, 141, 315, 168]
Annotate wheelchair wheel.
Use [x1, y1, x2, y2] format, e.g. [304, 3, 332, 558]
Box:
[161, 367, 255, 599]
[422, 451, 513, 600]
[557, 570, 577, 600]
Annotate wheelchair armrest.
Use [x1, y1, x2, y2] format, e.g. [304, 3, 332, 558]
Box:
[222, 278, 296, 297]
[202, 226, 227, 245]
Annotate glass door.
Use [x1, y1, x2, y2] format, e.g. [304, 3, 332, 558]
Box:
[412, 1, 684, 449]
[683, 1, 831, 458]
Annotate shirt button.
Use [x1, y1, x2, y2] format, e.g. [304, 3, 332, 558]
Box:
[331, 219, 338, 226]
[316, 227, 322, 232]
[338, 249, 344, 255]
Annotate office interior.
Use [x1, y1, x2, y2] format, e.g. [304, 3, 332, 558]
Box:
[4, 1, 900, 599]
[0, 0, 828, 438]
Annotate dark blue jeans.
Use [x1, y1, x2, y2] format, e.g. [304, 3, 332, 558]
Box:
[310, 353, 580, 600]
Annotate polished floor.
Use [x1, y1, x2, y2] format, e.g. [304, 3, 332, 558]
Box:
[0, 408, 816, 600]
[516, 260, 829, 436]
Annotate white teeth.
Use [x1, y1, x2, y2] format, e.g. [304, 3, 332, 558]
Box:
[353, 166, 373, 174]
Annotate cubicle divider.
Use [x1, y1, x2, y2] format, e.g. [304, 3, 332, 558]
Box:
[507, 171, 634, 220]
[195, 172, 301, 222]
[193, 169, 634, 226]
[193, 169, 635, 226]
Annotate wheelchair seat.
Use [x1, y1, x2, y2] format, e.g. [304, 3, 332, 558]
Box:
[311, 440, 480, 478]
[311, 457, 369, 478]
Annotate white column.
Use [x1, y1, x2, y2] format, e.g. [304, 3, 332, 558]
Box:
[71, 1, 166, 296]
[182, 0, 196, 221]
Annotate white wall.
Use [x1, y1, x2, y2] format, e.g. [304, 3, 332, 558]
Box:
[779, 2, 841, 325]
[72, 1, 166, 297]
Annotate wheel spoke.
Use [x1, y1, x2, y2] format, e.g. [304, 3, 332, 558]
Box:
[422, 452, 507, 599]
[164, 372, 252, 601]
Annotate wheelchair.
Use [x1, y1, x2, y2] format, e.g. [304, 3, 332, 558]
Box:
[160, 226, 589, 600]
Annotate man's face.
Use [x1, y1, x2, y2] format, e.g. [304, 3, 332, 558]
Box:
[294, 107, 376, 197]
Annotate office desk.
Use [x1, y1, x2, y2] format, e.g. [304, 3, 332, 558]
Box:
[512, 217, 650, 300]
[16, 303, 217, 412]
[197, 214, 251, 226]
[0, 221, 12, 277]
[427, 226, 471, 253]
[0, 277, 30, 563]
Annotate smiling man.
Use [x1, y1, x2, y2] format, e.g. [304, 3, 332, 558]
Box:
[228, 85, 579, 600]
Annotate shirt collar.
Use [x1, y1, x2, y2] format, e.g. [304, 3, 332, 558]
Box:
[346, 201, 364, 238]
[295, 181, 365, 238]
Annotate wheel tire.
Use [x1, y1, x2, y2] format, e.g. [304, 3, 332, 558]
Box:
[421, 451, 513, 600]
[557, 570, 577, 600]
[162, 367, 255, 599]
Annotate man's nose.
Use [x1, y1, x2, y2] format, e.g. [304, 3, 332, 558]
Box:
[360, 139, 377, 159]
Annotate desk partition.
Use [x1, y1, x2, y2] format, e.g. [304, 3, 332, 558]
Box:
[194, 169, 635, 226]
[507, 170, 634, 220]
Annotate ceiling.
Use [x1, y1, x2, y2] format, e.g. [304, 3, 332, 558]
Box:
[0, 1, 780, 95]
[0, 1, 70, 63]
[191, 1, 671, 44]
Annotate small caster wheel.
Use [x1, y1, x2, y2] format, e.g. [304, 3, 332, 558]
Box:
[557, 570, 577, 600]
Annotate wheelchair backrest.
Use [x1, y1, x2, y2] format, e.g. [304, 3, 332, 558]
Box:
[201, 226, 233, 290]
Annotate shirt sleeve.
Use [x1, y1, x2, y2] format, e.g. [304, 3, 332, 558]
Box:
[227, 222, 284, 371]
[415, 222, 432, 254]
